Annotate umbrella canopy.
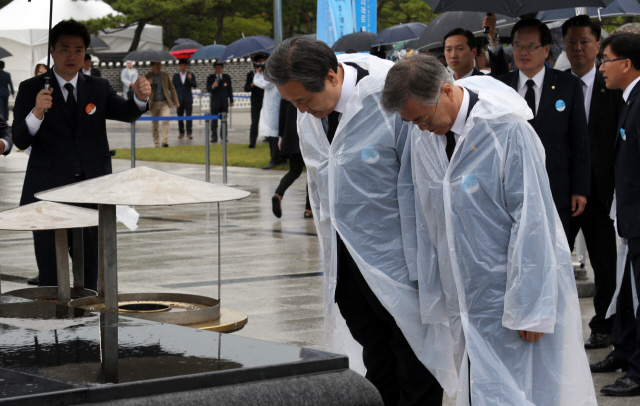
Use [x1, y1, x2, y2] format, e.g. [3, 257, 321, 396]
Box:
[371, 22, 427, 47]
[88, 35, 110, 52]
[189, 44, 227, 60]
[123, 49, 176, 62]
[175, 38, 203, 46]
[412, 11, 517, 50]
[332, 32, 377, 52]
[219, 36, 275, 62]
[169, 42, 203, 59]
[0, 201, 97, 231]
[0, 46, 11, 59]
[537, 0, 640, 22]
[613, 22, 640, 34]
[423, 0, 615, 18]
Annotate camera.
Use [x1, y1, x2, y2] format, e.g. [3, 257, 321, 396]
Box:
[253, 63, 265, 69]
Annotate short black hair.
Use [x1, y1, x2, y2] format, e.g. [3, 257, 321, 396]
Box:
[562, 14, 601, 41]
[213, 62, 224, 67]
[178, 58, 189, 65]
[84, 53, 92, 61]
[443, 28, 477, 51]
[49, 19, 90, 50]
[0, 61, 4, 70]
[512, 18, 553, 46]
[252, 53, 268, 62]
[601, 32, 640, 70]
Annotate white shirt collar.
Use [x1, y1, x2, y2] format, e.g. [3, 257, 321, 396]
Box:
[334, 63, 357, 114]
[53, 68, 79, 89]
[518, 67, 545, 92]
[571, 65, 596, 87]
[623, 75, 640, 102]
[450, 87, 470, 136]
[82, 68, 91, 75]
[455, 67, 474, 80]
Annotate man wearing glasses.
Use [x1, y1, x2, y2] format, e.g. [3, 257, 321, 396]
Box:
[485, 17, 591, 239]
[591, 32, 640, 398]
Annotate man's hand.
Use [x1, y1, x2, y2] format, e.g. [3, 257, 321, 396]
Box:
[187, 73, 193, 79]
[518, 330, 545, 343]
[571, 195, 587, 217]
[133, 77, 151, 100]
[34, 88, 53, 119]
[174, 103, 180, 108]
[230, 102, 234, 107]
[483, 13, 498, 41]
[279, 137, 282, 150]
[213, 81, 219, 88]
[0, 141, 4, 155]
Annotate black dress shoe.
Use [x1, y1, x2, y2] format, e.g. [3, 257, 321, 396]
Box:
[211, 139, 218, 143]
[162, 143, 169, 148]
[27, 275, 39, 286]
[590, 354, 629, 373]
[271, 194, 282, 218]
[585, 333, 611, 349]
[248, 144, 256, 149]
[262, 163, 274, 170]
[601, 377, 640, 397]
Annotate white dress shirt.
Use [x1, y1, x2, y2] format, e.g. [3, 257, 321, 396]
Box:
[180, 71, 187, 84]
[82, 68, 91, 76]
[454, 67, 474, 80]
[571, 65, 596, 122]
[623, 75, 640, 102]
[321, 63, 357, 133]
[517, 67, 545, 115]
[25, 69, 147, 135]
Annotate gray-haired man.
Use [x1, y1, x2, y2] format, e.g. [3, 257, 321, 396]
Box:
[264, 37, 452, 405]
[381, 54, 596, 404]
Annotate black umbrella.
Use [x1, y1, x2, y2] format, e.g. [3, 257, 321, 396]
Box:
[537, 0, 640, 22]
[372, 22, 427, 47]
[123, 49, 177, 62]
[0, 46, 12, 59]
[175, 38, 203, 46]
[412, 12, 517, 50]
[189, 45, 227, 60]
[332, 32, 377, 52]
[219, 36, 275, 62]
[88, 35, 110, 52]
[423, 0, 615, 18]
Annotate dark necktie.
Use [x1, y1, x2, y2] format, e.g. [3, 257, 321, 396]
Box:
[326, 110, 340, 144]
[64, 83, 77, 125]
[445, 131, 456, 160]
[525, 79, 536, 125]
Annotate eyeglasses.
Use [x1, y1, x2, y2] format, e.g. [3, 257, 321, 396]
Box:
[512, 44, 544, 53]
[599, 57, 627, 67]
[402, 100, 439, 127]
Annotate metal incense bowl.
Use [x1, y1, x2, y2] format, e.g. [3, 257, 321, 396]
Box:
[69, 293, 220, 325]
[3, 287, 97, 305]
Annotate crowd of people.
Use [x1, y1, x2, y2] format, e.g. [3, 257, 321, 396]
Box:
[2, 14, 640, 404]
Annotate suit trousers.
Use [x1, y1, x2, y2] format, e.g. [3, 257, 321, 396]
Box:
[266, 136, 280, 166]
[568, 192, 617, 335]
[334, 235, 443, 406]
[150, 101, 170, 146]
[249, 99, 262, 146]
[611, 238, 640, 384]
[33, 226, 99, 291]
[210, 97, 228, 141]
[0, 95, 8, 120]
[176, 102, 193, 134]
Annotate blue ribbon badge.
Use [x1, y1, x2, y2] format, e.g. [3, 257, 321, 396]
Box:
[620, 128, 627, 141]
[555, 100, 566, 112]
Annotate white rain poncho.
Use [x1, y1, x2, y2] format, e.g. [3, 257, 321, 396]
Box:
[410, 75, 596, 405]
[298, 54, 458, 395]
[253, 71, 281, 137]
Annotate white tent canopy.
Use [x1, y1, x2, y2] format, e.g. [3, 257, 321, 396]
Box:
[96, 24, 163, 53]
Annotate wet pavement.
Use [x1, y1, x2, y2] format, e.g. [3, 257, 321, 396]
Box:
[0, 134, 637, 404]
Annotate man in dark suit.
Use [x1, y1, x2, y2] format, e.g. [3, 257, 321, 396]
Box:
[172, 58, 197, 139]
[590, 32, 640, 398]
[0, 61, 14, 119]
[206, 62, 234, 143]
[488, 18, 591, 237]
[443, 28, 508, 79]
[11, 20, 150, 291]
[560, 15, 621, 350]
[0, 114, 12, 156]
[82, 54, 101, 77]
[244, 54, 266, 148]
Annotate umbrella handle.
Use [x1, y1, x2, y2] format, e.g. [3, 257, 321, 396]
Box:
[44, 76, 51, 113]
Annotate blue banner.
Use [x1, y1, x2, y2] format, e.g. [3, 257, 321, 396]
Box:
[318, 0, 368, 47]
[354, 0, 376, 34]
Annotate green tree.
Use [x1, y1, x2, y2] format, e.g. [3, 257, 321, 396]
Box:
[377, 0, 437, 31]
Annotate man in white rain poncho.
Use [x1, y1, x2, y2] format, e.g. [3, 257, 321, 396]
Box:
[264, 37, 457, 405]
[381, 54, 596, 405]
[253, 62, 281, 169]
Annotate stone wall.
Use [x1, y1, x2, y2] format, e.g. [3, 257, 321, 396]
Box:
[96, 60, 254, 96]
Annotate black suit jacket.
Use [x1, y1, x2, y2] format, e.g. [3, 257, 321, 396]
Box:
[614, 79, 640, 239]
[89, 67, 101, 77]
[0, 114, 12, 155]
[0, 70, 14, 97]
[244, 71, 264, 104]
[12, 70, 147, 206]
[496, 67, 591, 209]
[172, 71, 197, 104]
[206, 73, 234, 104]
[565, 69, 621, 211]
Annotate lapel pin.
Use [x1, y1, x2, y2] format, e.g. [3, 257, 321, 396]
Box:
[85, 103, 96, 115]
[601, 89, 605, 93]
[620, 128, 627, 141]
[555, 100, 566, 112]
[551, 86, 555, 89]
